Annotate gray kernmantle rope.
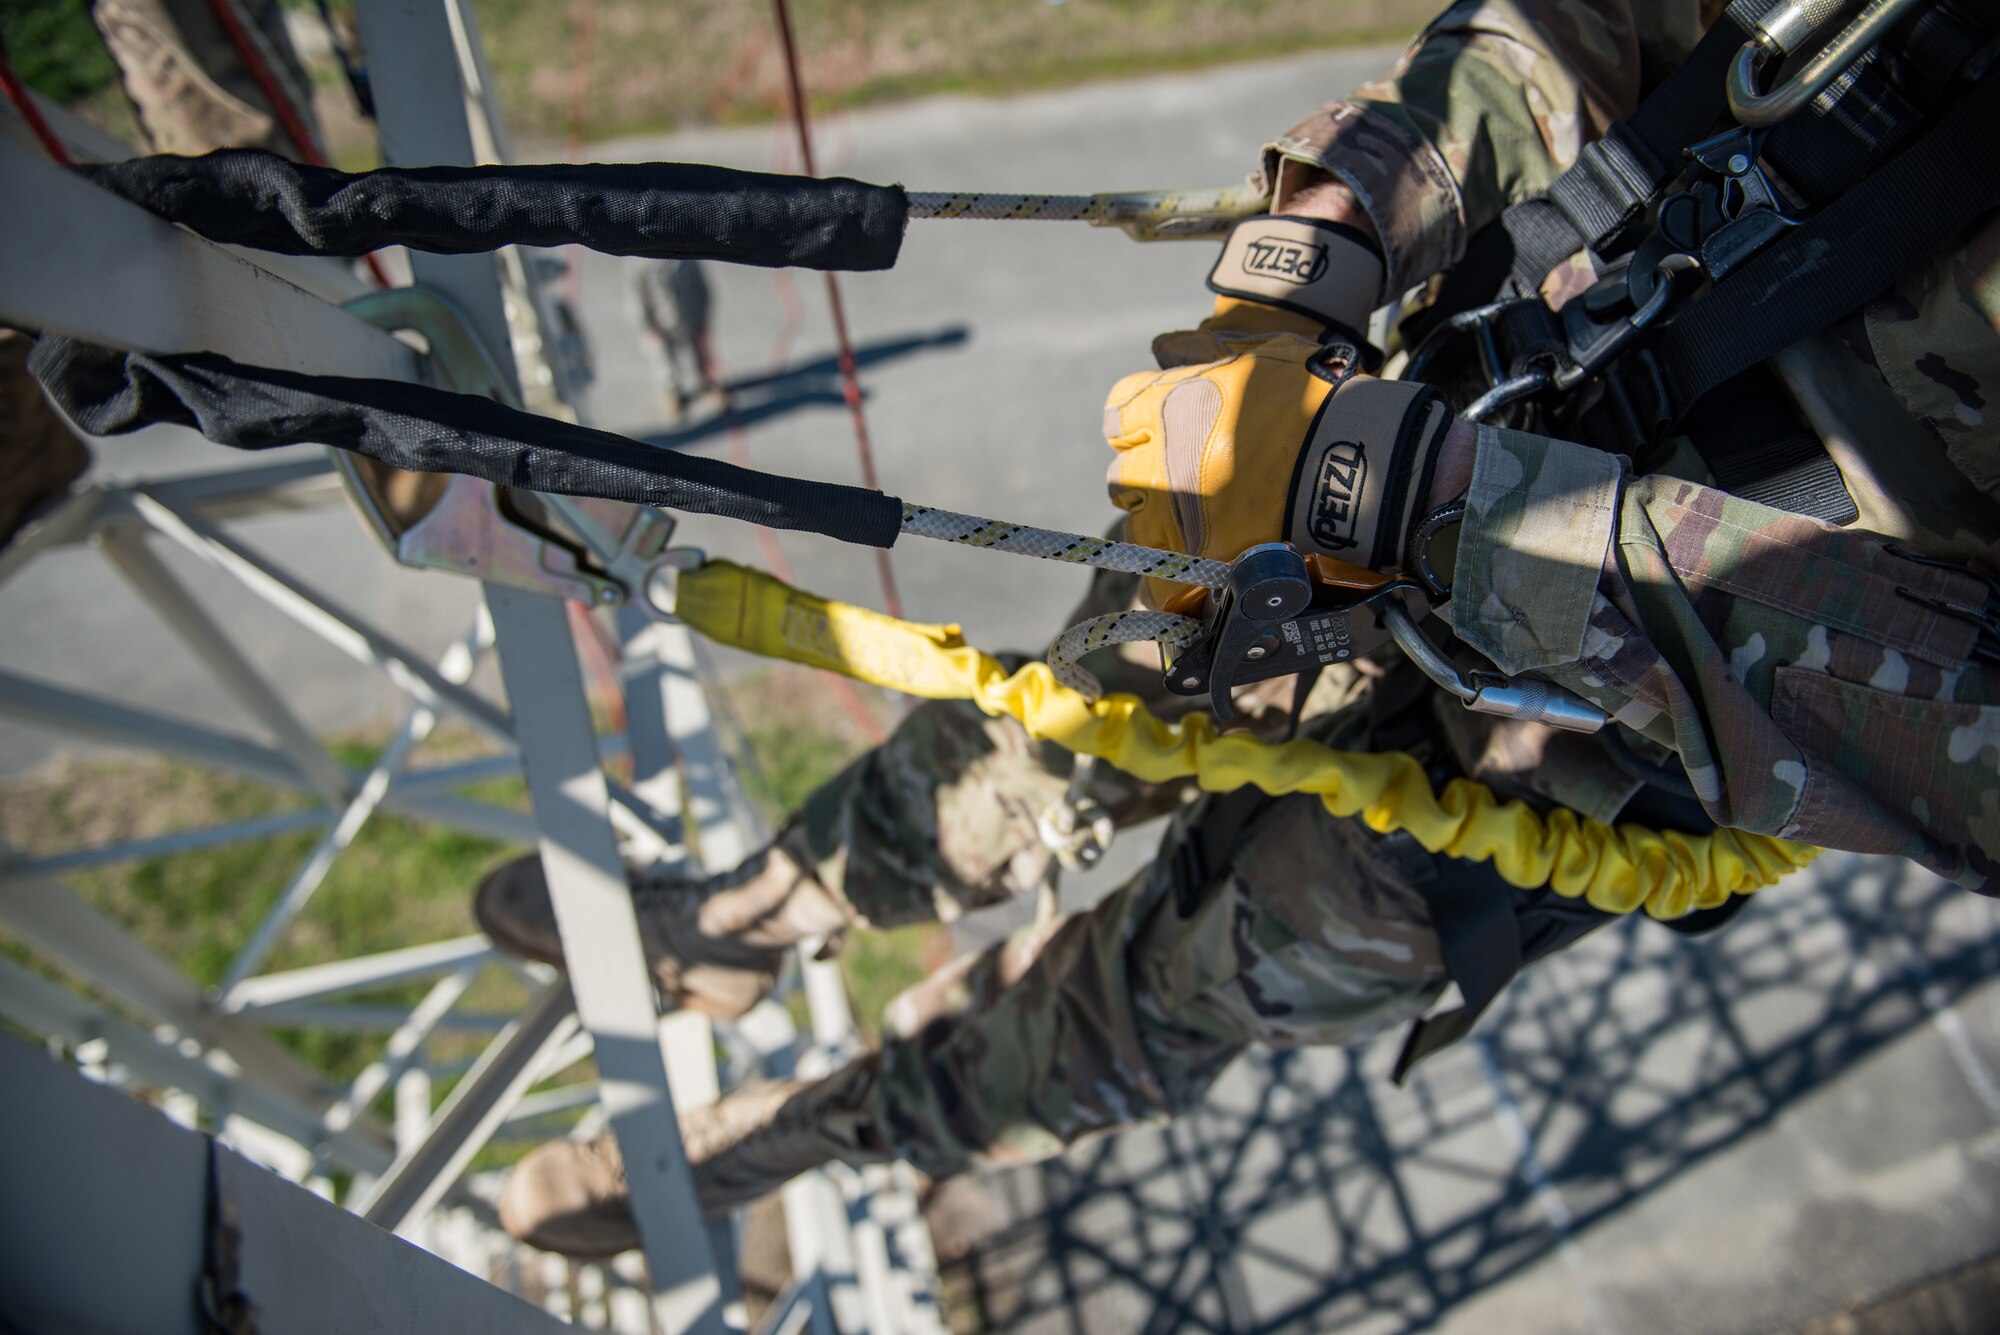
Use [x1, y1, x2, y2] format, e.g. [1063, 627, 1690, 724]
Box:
[900, 504, 1229, 588]
[77, 149, 1261, 270]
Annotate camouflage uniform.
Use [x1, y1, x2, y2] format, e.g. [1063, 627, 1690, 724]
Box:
[784, 562, 1456, 1176]
[1274, 0, 2000, 885]
[789, 0, 2000, 1177]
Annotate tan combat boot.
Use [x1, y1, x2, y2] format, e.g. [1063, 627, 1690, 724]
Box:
[473, 845, 851, 1020]
[499, 1056, 892, 1255]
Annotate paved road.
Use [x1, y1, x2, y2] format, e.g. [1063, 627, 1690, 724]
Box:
[0, 46, 1391, 777]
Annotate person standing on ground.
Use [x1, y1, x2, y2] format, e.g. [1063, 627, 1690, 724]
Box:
[633, 257, 718, 422]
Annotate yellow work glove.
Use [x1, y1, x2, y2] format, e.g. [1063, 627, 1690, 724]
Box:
[1103, 214, 1455, 608]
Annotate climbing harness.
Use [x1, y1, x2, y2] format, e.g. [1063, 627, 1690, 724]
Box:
[1411, 0, 2000, 508]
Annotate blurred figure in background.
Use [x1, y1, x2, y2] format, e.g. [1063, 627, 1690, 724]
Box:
[632, 257, 718, 422]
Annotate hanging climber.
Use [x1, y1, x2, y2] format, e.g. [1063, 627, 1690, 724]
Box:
[478, 0, 2000, 1254]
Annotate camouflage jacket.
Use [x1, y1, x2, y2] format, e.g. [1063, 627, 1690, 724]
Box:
[1262, 1, 2000, 890]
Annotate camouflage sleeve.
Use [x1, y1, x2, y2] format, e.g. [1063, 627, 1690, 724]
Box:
[1452, 426, 2000, 891]
[1261, 1, 1705, 296]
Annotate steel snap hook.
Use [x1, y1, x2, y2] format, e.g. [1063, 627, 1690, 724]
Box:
[1727, 0, 1927, 128]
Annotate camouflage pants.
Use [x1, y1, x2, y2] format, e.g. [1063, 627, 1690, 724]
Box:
[780, 570, 1450, 1177]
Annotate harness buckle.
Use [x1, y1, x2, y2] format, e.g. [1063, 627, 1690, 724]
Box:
[1554, 251, 1702, 391]
[1657, 127, 1802, 279]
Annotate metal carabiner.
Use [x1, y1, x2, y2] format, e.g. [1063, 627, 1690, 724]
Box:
[1726, 0, 1929, 128]
[1462, 367, 1551, 423]
[539, 493, 706, 619]
[1382, 603, 1609, 733]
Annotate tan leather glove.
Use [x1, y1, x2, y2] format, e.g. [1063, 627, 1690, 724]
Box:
[1104, 214, 1455, 608]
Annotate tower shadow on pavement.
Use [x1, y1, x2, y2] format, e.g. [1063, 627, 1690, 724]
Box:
[934, 855, 2000, 1333]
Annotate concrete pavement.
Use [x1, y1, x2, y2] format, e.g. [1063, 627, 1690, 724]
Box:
[935, 854, 2000, 1334]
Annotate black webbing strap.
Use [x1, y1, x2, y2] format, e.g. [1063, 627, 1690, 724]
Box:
[1389, 857, 1747, 1082]
[1678, 366, 1859, 523]
[27, 336, 906, 549]
[1655, 69, 2000, 420]
[1171, 785, 1278, 918]
[1503, 0, 1778, 291]
[1398, 215, 1518, 347]
[1390, 860, 1524, 1083]
[78, 149, 910, 272]
[1500, 196, 1592, 299]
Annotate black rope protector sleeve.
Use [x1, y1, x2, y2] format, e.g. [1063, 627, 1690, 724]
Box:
[77, 149, 910, 272]
[29, 336, 905, 549]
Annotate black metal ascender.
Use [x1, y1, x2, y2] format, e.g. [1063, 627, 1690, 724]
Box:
[1161, 542, 1426, 723]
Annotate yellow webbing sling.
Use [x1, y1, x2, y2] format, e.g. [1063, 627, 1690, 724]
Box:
[676, 560, 1820, 919]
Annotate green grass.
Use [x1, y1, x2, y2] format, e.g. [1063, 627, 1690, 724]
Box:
[837, 922, 947, 1043]
[462, 0, 1433, 145]
[0, 0, 118, 105]
[0, 733, 533, 1080]
[2, 667, 946, 1118]
[735, 705, 862, 820]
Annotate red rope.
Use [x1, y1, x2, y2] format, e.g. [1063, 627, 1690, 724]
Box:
[0, 41, 72, 163]
[717, 359, 890, 746]
[559, 0, 601, 310]
[203, 0, 321, 163]
[555, 0, 878, 742]
[769, 0, 903, 620]
[567, 600, 631, 743]
[202, 0, 390, 288]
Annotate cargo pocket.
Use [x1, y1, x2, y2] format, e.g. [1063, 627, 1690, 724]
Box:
[1769, 664, 2000, 854]
[1135, 873, 1425, 1050]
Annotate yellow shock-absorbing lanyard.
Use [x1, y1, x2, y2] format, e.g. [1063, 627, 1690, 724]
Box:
[676, 560, 1821, 920]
